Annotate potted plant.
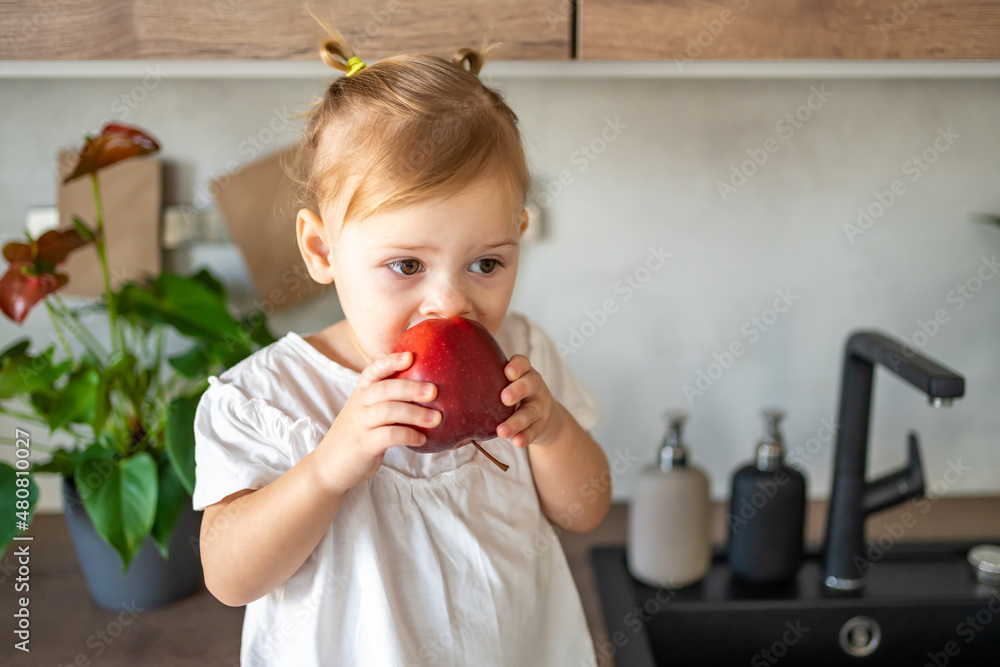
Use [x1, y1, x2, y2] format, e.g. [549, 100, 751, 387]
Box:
[0, 122, 275, 609]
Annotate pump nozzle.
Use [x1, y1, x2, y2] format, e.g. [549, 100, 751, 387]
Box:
[659, 410, 690, 470]
[756, 408, 786, 471]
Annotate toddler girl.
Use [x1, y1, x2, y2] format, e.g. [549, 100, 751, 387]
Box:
[193, 27, 611, 667]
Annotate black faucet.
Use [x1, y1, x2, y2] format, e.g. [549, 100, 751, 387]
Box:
[822, 330, 965, 591]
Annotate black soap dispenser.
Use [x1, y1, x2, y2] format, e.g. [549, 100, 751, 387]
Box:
[727, 409, 807, 584]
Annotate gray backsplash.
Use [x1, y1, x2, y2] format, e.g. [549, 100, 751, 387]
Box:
[1, 74, 998, 510]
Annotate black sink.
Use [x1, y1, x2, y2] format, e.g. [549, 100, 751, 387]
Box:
[591, 540, 1000, 666]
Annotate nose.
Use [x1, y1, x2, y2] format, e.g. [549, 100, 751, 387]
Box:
[419, 276, 474, 320]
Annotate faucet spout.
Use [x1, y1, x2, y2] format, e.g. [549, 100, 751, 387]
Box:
[822, 331, 964, 592]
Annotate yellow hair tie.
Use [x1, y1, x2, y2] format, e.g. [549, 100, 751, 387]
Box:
[346, 55, 367, 77]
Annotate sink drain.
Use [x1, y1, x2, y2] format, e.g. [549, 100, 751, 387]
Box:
[839, 616, 881, 657]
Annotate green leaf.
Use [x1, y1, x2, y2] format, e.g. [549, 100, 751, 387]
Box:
[151, 457, 188, 558]
[239, 309, 278, 348]
[32, 447, 82, 476]
[0, 339, 31, 362]
[71, 215, 96, 242]
[89, 350, 139, 435]
[27, 391, 56, 421]
[165, 394, 200, 495]
[49, 363, 100, 432]
[0, 343, 70, 399]
[167, 343, 214, 378]
[0, 463, 40, 555]
[116, 271, 247, 343]
[75, 452, 158, 573]
[189, 268, 227, 300]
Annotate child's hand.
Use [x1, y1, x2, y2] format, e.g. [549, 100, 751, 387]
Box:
[314, 351, 439, 495]
[496, 354, 565, 449]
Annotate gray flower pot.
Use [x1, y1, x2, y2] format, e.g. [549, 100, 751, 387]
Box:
[62, 476, 204, 610]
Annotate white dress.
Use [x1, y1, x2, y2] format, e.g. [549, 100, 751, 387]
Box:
[192, 310, 601, 667]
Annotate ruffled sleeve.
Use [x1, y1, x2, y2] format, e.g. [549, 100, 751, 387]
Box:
[191, 376, 318, 511]
[522, 314, 600, 432]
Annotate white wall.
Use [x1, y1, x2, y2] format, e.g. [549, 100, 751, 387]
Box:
[1, 73, 998, 512]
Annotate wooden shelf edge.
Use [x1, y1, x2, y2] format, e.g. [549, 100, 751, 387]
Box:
[3, 59, 1000, 79]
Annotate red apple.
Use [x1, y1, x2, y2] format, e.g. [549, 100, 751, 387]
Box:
[390, 317, 515, 462]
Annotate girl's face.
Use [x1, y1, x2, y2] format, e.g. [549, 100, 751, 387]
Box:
[297, 174, 528, 370]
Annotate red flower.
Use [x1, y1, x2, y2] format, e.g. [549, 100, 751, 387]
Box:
[62, 122, 160, 184]
[0, 228, 90, 324]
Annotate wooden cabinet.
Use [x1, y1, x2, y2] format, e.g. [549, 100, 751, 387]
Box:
[0, 0, 571, 61]
[577, 0, 1000, 60]
[4, 0, 1000, 63]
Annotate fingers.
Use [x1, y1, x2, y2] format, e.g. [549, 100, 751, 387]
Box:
[366, 424, 429, 452]
[501, 366, 539, 407]
[497, 400, 538, 440]
[504, 354, 531, 382]
[364, 400, 441, 432]
[359, 351, 414, 389]
[509, 421, 543, 449]
[365, 377, 436, 406]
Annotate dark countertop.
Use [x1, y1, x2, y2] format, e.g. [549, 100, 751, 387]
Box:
[562, 497, 1000, 667]
[3, 497, 998, 666]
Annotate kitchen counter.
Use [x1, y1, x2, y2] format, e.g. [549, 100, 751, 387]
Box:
[2, 497, 998, 666]
[560, 497, 1000, 667]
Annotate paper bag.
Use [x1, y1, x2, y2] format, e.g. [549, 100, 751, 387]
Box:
[210, 146, 332, 313]
[57, 151, 162, 297]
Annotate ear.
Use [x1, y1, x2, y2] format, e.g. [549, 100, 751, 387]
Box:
[296, 208, 335, 285]
[518, 208, 529, 237]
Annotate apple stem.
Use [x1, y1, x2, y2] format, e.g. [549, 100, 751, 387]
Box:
[471, 439, 509, 472]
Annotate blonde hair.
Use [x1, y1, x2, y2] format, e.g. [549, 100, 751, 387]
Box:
[289, 16, 530, 230]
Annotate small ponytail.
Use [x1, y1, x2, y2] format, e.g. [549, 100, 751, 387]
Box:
[320, 39, 363, 75]
[307, 6, 365, 76]
[452, 47, 484, 76]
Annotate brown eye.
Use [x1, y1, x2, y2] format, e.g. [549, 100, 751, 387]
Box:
[389, 259, 421, 276]
[471, 258, 501, 274]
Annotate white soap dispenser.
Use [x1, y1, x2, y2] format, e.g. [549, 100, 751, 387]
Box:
[627, 411, 712, 588]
